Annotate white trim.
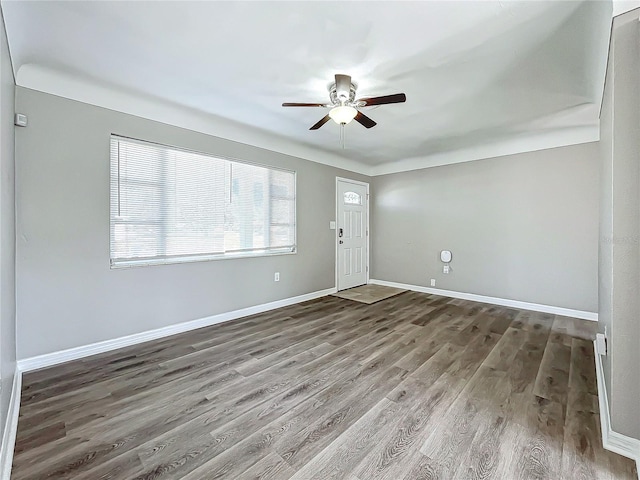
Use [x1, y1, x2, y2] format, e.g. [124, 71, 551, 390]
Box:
[16, 65, 370, 176]
[369, 279, 598, 321]
[612, 1, 640, 17]
[17, 287, 336, 372]
[17, 65, 606, 177]
[369, 129, 600, 176]
[335, 177, 370, 292]
[594, 341, 640, 478]
[0, 369, 22, 480]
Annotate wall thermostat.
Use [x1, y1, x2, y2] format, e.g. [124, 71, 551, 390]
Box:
[14, 113, 27, 127]
[440, 250, 452, 263]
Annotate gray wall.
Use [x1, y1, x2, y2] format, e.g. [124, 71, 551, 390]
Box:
[15, 87, 367, 359]
[598, 10, 640, 440]
[0, 8, 16, 435]
[371, 143, 599, 312]
[598, 11, 614, 413]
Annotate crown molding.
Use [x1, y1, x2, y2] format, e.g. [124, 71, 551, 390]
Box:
[369, 126, 599, 176]
[16, 64, 373, 176]
[612, 1, 640, 17]
[17, 63, 602, 178]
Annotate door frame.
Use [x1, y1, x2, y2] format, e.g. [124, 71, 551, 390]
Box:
[335, 176, 370, 291]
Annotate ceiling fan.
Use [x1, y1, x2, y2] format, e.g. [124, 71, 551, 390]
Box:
[282, 74, 406, 131]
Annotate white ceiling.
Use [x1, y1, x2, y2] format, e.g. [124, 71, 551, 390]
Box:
[1, 1, 613, 174]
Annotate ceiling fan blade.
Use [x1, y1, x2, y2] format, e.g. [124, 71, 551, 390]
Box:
[310, 114, 331, 130]
[358, 93, 407, 106]
[354, 111, 377, 129]
[282, 102, 328, 107]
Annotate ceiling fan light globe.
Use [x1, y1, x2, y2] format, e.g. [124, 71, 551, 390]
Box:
[329, 106, 357, 125]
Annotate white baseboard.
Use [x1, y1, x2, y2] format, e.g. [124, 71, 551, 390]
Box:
[17, 287, 337, 373]
[0, 368, 22, 480]
[593, 341, 640, 478]
[369, 279, 598, 321]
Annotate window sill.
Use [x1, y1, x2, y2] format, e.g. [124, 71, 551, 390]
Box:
[110, 249, 296, 269]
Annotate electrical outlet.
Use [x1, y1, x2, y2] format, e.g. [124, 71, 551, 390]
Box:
[443, 265, 450, 274]
[430, 279, 436, 287]
[274, 272, 280, 282]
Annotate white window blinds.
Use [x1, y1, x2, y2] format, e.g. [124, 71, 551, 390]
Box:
[110, 136, 296, 267]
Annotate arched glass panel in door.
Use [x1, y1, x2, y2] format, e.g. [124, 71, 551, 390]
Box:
[344, 191, 362, 205]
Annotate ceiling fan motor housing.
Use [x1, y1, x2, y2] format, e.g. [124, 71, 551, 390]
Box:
[330, 79, 357, 105]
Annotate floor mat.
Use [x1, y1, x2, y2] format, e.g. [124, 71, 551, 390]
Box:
[332, 284, 407, 304]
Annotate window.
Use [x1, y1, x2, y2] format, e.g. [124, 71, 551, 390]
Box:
[343, 191, 362, 205]
[110, 135, 296, 267]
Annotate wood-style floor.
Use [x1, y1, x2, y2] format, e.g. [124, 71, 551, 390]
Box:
[12, 292, 638, 479]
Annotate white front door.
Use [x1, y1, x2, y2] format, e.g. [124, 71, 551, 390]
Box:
[337, 178, 368, 291]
